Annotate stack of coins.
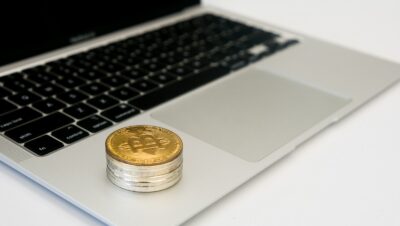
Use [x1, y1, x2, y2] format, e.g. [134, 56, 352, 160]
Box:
[105, 125, 183, 192]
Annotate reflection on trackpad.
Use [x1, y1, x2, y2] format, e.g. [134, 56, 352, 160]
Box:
[152, 69, 350, 162]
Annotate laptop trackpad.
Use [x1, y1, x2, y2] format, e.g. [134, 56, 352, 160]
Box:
[152, 69, 349, 162]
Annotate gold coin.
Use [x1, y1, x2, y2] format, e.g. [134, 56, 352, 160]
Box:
[106, 125, 183, 166]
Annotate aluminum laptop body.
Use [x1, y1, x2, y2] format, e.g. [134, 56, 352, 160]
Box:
[0, 1, 399, 226]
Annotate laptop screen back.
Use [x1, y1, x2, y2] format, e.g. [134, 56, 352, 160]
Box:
[0, 0, 199, 67]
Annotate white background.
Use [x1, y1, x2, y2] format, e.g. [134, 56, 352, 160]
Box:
[1, 0, 400, 225]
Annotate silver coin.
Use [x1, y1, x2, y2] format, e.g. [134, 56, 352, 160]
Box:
[106, 154, 182, 178]
[107, 162, 182, 183]
[106, 149, 183, 192]
[107, 164, 183, 192]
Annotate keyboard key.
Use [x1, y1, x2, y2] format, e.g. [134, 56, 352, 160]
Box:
[149, 73, 177, 85]
[101, 104, 139, 122]
[117, 56, 142, 67]
[51, 65, 81, 77]
[0, 107, 41, 131]
[0, 86, 12, 98]
[24, 135, 64, 156]
[25, 69, 57, 84]
[87, 95, 119, 110]
[2, 75, 35, 92]
[33, 98, 66, 114]
[52, 125, 89, 144]
[221, 54, 248, 70]
[94, 61, 126, 73]
[240, 30, 276, 48]
[57, 90, 88, 104]
[167, 66, 194, 77]
[79, 70, 107, 81]
[56, 76, 86, 88]
[277, 39, 299, 49]
[77, 115, 112, 133]
[246, 44, 272, 61]
[139, 61, 166, 72]
[8, 91, 41, 105]
[0, 99, 17, 115]
[5, 112, 74, 143]
[130, 79, 159, 92]
[79, 82, 109, 95]
[70, 59, 93, 71]
[100, 76, 128, 88]
[33, 83, 64, 96]
[185, 57, 211, 69]
[121, 68, 149, 80]
[64, 103, 97, 119]
[129, 66, 230, 110]
[109, 87, 140, 100]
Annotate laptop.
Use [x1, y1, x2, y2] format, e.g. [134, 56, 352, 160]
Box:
[1, 0, 399, 225]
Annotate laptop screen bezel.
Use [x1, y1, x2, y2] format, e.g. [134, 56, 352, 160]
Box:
[0, 0, 200, 68]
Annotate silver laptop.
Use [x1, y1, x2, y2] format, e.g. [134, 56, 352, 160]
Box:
[0, 1, 399, 225]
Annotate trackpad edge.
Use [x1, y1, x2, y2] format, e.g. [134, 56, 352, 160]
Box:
[151, 69, 350, 162]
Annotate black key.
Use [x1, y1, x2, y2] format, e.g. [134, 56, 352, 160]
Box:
[33, 83, 64, 97]
[130, 79, 159, 92]
[79, 70, 107, 81]
[139, 61, 166, 72]
[241, 30, 276, 48]
[167, 66, 194, 77]
[109, 87, 140, 100]
[79, 82, 109, 95]
[24, 135, 64, 156]
[276, 39, 299, 50]
[100, 76, 128, 88]
[263, 39, 282, 52]
[158, 52, 183, 65]
[121, 68, 149, 80]
[129, 66, 230, 110]
[5, 112, 74, 143]
[56, 76, 85, 88]
[94, 61, 126, 73]
[25, 69, 57, 84]
[57, 90, 88, 104]
[70, 59, 93, 71]
[51, 65, 81, 77]
[64, 103, 97, 119]
[8, 91, 41, 105]
[77, 115, 112, 133]
[0, 86, 12, 98]
[101, 104, 139, 122]
[87, 95, 119, 110]
[117, 56, 142, 67]
[0, 107, 42, 131]
[149, 73, 176, 85]
[52, 125, 89, 144]
[33, 98, 66, 114]
[221, 54, 248, 70]
[186, 57, 211, 69]
[207, 49, 231, 62]
[2, 74, 35, 92]
[0, 99, 17, 115]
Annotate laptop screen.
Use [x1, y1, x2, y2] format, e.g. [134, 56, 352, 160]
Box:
[0, 0, 199, 67]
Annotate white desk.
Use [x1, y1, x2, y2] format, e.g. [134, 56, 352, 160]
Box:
[1, 0, 400, 225]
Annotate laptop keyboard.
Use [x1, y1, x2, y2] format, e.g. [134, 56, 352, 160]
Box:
[0, 13, 298, 156]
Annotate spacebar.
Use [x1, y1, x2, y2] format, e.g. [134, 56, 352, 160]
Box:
[129, 66, 230, 110]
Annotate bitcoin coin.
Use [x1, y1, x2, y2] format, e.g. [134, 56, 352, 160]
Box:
[106, 125, 183, 166]
[105, 125, 183, 192]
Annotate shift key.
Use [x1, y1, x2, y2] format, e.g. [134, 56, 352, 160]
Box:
[0, 107, 42, 132]
[5, 112, 74, 143]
